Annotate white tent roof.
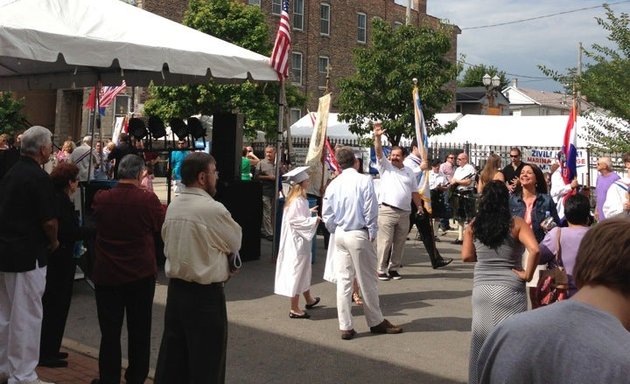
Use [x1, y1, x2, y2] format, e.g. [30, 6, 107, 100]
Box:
[0, 0, 277, 90]
[430, 114, 590, 147]
[289, 113, 362, 140]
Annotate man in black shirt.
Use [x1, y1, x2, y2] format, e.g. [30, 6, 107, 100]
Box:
[0, 126, 58, 384]
[502, 147, 525, 193]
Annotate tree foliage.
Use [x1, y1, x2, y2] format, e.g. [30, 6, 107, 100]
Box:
[458, 63, 510, 88]
[143, 0, 305, 138]
[337, 18, 458, 146]
[539, 4, 630, 152]
[0, 92, 27, 136]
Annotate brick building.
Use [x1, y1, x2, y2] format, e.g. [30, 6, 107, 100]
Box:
[142, 0, 459, 124]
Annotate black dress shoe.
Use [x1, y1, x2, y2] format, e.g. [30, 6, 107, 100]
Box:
[451, 239, 463, 245]
[38, 358, 68, 368]
[56, 351, 69, 360]
[433, 258, 453, 269]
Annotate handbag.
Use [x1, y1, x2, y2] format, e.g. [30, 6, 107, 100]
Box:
[535, 228, 569, 306]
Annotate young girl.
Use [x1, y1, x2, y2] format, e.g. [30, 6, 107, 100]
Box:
[274, 166, 321, 318]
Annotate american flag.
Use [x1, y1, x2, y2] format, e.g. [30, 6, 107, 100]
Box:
[270, 0, 291, 79]
[85, 81, 127, 110]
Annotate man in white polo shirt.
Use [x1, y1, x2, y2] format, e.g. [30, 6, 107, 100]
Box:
[373, 122, 420, 280]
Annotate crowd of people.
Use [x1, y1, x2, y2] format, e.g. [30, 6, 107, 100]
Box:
[0, 123, 629, 384]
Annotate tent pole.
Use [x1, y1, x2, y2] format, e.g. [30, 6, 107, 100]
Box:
[272, 80, 286, 260]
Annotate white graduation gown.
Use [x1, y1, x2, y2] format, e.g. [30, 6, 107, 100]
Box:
[274, 197, 319, 297]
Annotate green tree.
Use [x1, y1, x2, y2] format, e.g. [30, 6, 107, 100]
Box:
[143, 0, 304, 138]
[0, 92, 27, 136]
[458, 63, 510, 88]
[539, 4, 630, 152]
[337, 18, 458, 146]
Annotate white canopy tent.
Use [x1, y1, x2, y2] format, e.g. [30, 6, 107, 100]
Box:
[0, 0, 278, 90]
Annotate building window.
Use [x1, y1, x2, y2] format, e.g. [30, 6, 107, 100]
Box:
[290, 108, 302, 125]
[272, 0, 281, 15]
[320, 3, 330, 36]
[293, 0, 304, 31]
[114, 95, 130, 116]
[247, 0, 261, 6]
[318, 56, 329, 89]
[291, 52, 303, 85]
[357, 13, 367, 43]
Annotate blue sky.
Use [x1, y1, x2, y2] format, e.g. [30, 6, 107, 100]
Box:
[423, 0, 630, 91]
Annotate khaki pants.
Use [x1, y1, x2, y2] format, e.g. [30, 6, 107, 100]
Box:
[261, 196, 273, 237]
[376, 205, 410, 274]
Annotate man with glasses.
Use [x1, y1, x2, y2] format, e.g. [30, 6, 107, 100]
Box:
[451, 153, 476, 245]
[502, 147, 524, 193]
[156, 152, 242, 383]
[0, 126, 58, 384]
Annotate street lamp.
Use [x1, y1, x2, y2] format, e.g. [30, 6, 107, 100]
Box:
[482, 73, 501, 115]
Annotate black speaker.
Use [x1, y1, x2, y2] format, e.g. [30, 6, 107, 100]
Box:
[216, 180, 262, 261]
[211, 113, 243, 182]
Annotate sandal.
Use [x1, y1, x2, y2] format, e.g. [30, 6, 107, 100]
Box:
[352, 292, 363, 305]
[289, 311, 310, 319]
[305, 297, 321, 309]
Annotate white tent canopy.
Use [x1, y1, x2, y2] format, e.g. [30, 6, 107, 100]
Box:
[0, 0, 278, 90]
[430, 114, 590, 147]
[289, 113, 361, 140]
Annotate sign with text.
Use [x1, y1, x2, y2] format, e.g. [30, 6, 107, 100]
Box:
[522, 148, 587, 172]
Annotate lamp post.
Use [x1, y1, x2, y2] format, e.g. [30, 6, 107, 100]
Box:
[482, 73, 501, 115]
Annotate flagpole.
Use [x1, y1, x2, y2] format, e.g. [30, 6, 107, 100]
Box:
[272, 79, 286, 259]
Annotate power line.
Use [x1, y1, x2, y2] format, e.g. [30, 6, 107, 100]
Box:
[461, 0, 630, 30]
[458, 59, 550, 80]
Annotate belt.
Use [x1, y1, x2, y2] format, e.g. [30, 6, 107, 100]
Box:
[171, 278, 224, 289]
[382, 202, 403, 210]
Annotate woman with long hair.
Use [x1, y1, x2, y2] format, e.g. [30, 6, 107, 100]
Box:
[462, 181, 539, 384]
[39, 162, 88, 367]
[274, 167, 321, 319]
[509, 163, 560, 308]
[476, 153, 505, 194]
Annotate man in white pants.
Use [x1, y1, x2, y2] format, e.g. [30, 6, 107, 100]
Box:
[323, 146, 402, 340]
[0, 126, 59, 384]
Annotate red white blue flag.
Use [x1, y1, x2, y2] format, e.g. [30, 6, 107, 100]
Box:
[85, 81, 127, 114]
[561, 102, 577, 185]
[270, 0, 291, 79]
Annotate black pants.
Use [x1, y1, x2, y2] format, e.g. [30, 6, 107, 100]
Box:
[95, 276, 155, 384]
[410, 201, 444, 267]
[155, 279, 228, 384]
[40, 248, 76, 360]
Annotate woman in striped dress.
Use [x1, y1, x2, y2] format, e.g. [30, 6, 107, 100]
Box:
[462, 181, 540, 384]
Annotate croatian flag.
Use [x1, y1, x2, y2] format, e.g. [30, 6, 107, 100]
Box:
[561, 103, 577, 185]
[270, 0, 291, 79]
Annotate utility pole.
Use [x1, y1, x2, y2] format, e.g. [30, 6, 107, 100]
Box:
[406, 0, 411, 25]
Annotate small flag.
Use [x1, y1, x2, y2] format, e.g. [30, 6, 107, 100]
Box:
[324, 137, 340, 173]
[85, 81, 127, 113]
[412, 84, 432, 214]
[561, 102, 577, 185]
[270, 0, 291, 79]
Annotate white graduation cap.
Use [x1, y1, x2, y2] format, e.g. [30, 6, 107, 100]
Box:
[283, 166, 310, 184]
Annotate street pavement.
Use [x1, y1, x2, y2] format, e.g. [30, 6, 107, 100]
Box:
[39, 178, 474, 383]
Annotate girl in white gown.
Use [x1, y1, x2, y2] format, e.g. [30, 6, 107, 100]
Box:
[274, 167, 321, 318]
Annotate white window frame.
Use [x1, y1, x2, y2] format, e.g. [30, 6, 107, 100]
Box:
[290, 108, 302, 125]
[271, 0, 281, 15]
[320, 3, 330, 36]
[293, 0, 304, 31]
[291, 52, 303, 86]
[357, 12, 367, 43]
[318, 56, 329, 89]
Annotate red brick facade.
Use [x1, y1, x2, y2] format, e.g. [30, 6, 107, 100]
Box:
[140, 0, 458, 118]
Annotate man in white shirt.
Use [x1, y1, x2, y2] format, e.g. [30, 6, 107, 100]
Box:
[155, 152, 242, 384]
[323, 146, 402, 340]
[373, 123, 419, 280]
[451, 152, 476, 244]
[550, 153, 579, 222]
